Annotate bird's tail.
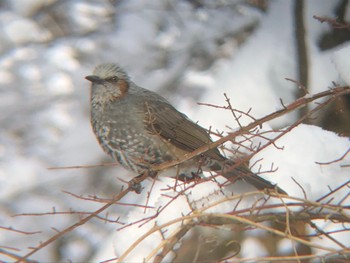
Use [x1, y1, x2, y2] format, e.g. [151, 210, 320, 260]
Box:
[210, 160, 287, 195]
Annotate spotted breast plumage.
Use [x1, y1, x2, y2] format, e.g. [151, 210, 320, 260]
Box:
[86, 63, 286, 194]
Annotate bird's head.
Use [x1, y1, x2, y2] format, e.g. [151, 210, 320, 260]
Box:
[86, 63, 130, 101]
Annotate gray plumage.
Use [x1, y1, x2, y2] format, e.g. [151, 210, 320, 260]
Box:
[86, 63, 286, 194]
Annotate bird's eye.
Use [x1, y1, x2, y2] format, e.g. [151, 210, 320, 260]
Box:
[107, 76, 118, 82]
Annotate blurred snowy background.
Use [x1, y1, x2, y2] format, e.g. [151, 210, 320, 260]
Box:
[0, 0, 349, 262]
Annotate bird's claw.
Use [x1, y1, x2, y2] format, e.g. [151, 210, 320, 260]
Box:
[128, 178, 143, 194]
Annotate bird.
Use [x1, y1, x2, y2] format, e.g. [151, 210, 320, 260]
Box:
[85, 63, 286, 195]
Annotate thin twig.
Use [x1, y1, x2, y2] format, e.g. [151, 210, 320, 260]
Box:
[16, 173, 149, 262]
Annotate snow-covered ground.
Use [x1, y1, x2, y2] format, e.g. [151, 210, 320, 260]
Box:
[0, 0, 349, 262]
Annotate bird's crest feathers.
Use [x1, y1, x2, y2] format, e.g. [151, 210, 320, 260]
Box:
[92, 63, 129, 81]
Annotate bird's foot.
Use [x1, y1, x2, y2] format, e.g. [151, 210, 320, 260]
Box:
[128, 179, 143, 194]
[177, 172, 201, 183]
[128, 175, 144, 194]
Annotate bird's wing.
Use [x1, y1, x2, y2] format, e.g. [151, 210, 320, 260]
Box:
[143, 99, 225, 161]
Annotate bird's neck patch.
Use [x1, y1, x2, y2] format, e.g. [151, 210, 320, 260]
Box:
[117, 79, 129, 97]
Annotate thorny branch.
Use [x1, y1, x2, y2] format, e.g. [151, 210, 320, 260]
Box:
[4, 85, 350, 262]
[152, 85, 350, 172]
[13, 172, 150, 263]
[117, 192, 350, 262]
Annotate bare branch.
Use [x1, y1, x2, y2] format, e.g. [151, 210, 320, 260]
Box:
[316, 147, 350, 165]
[16, 172, 150, 262]
[314, 15, 350, 30]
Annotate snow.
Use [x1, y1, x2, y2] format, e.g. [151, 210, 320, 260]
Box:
[106, 124, 350, 261]
[251, 124, 350, 199]
[46, 72, 74, 95]
[2, 13, 50, 44]
[0, 0, 349, 262]
[332, 44, 350, 85]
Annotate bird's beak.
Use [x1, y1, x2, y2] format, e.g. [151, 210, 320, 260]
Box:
[85, 75, 104, 83]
